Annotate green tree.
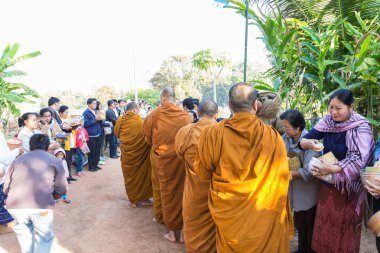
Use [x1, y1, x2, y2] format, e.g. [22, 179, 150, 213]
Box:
[41, 89, 89, 110]
[125, 88, 160, 107]
[94, 85, 124, 107]
[192, 49, 231, 104]
[149, 55, 199, 99]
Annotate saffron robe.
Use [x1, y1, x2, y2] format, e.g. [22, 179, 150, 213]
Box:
[175, 118, 216, 253]
[143, 103, 191, 230]
[115, 112, 152, 204]
[150, 148, 164, 224]
[195, 112, 293, 252]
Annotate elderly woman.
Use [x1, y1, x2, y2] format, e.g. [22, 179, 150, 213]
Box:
[300, 89, 374, 253]
[280, 109, 320, 253]
[0, 123, 22, 227]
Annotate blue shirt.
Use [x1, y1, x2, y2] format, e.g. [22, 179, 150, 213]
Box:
[373, 137, 380, 162]
[303, 128, 348, 161]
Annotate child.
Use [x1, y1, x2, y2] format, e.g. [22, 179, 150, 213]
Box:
[75, 125, 89, 175]
[54, 148, 71, 203]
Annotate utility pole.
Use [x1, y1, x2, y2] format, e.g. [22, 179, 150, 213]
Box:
[133, 45, 138, 102]
[243, 0, 249, 82]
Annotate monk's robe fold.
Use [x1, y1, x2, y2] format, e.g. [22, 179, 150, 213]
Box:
[115, 112, 152, 204]
[195, 112, 293, 253]
[143, 103, 192, 231]
[150, 148, 164, 224]
[175, 118, 216, 253]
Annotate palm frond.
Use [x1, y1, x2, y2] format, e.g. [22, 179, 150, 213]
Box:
[256, 0, 380, 27]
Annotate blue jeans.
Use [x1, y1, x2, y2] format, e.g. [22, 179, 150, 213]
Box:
[75, 148, 84, 173]
[109, 127, 118, 157]
[12, 210, 55, 253]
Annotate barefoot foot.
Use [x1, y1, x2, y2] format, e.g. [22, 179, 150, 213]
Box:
[179, 230, 185, 243]
[164, 231, 176, 243]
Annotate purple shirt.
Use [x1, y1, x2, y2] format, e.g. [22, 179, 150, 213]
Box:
[3, 150, 68, 209]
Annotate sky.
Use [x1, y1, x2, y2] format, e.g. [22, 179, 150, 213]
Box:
[0, 0, 270, 95]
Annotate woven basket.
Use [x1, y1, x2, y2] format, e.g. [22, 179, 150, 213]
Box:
[6, 138, 22, 150]
[368, 211, 380, 236]
[288, 152, 301, 171]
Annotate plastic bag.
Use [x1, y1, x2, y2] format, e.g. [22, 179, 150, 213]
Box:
[104, 127, 112, 135]
[79, 142, 90, 154]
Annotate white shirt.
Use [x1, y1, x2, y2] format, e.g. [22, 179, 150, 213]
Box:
[17, 127, 42, 153]
[0, 132, 20, 184]
[112, 108, 119, 118]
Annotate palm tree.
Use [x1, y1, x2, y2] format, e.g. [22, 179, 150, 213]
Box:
[256, 0, 380, 26]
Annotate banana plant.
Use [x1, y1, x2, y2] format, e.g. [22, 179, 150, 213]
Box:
[0, 43, 40, 130]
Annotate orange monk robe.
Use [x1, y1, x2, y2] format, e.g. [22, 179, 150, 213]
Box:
[114, 111, 152, 204]
[175, 118, 217, 253]
[195, 112, 293, 253]
[143, 103, 192, 231]
[150, 148, 164, 224]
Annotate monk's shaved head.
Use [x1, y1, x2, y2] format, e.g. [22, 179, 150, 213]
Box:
[228, 83, 259, 113]
[126, 102, 139, 111]
[198, 100, 218, 118]
[160, 87, 176, 103]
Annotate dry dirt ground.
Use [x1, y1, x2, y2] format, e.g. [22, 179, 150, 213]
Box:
[0, 157, 378, 253]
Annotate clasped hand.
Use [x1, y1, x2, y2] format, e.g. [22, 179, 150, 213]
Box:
[310, 162, 339, 177]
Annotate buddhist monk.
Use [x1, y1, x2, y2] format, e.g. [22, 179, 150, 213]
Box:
[194, 83, 293, 252]
[143, 87, 192, 243]
[175, 100, 218, 252]
[114, 102, 152, 207]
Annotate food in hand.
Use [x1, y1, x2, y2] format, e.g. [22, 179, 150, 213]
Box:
[314, 143, 324, 152]
[308, 154, 335, 184]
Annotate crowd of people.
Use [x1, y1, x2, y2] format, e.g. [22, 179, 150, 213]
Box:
[0, 96, 152, 252]
[1, 84, 380, 253]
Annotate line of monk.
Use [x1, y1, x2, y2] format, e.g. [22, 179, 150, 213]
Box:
[116, 84, 293, 252]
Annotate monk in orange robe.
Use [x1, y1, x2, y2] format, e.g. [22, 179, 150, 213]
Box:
[143, 87, 192, 243]
[175, 99, 218, 252]
[195, 83, 293, 252]
[114, 102, 152, 207]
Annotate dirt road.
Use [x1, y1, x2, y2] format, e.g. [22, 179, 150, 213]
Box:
[0, 158, 185, 253]
[0, 157, 377, 252]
